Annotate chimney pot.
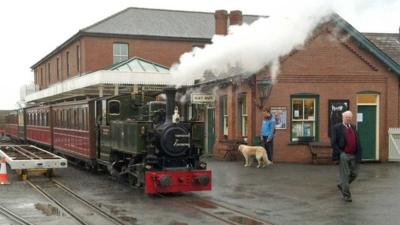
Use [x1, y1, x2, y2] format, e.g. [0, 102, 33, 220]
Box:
[214, 10, 228, 35]
[229, 10, 243, 26]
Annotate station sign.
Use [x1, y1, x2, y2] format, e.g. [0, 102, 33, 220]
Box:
[191, 93, 215, 103]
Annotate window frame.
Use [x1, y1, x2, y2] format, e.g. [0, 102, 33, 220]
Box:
[220, 95, 228, 137]
[290, 94, 319, 143]
[113, 43, 129, 64]
[66, 51, 70, 77]
[238, 93, 248, 137]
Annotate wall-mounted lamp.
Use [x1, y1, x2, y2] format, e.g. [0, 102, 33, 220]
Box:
[256, 78, 273, 110]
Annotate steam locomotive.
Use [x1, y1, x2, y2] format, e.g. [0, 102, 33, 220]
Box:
[5, 87, 211, 193]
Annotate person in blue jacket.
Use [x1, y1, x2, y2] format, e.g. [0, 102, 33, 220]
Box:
[260, 108, 276, 162]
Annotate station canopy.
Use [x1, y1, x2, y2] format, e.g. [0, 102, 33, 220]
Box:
[25, 57, 190, 103]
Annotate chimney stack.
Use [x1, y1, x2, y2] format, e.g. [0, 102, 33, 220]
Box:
[229, 10, 243, 26]
[214, 10, 228, 35]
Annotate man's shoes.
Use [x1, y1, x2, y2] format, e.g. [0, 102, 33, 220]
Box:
[337, 184, 343, 194]
[343, 196, 353, 202]
[338, 184, 352, 202]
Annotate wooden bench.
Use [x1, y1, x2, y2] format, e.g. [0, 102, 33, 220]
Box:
[308, 141, 333, 164]
[220, 139, 247, 161]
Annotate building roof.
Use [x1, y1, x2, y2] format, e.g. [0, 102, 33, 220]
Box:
[31, 7, 261, 69]
[83, 7, 259, 39]
[104, 56, 169, 73]
[363, 33, 400, 65]
[332, 14, 400, 76]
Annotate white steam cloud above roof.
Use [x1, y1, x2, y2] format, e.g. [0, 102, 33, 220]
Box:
[170, 0, 382, 86]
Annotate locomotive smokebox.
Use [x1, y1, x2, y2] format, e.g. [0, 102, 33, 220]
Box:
[164, 86, 177, 123]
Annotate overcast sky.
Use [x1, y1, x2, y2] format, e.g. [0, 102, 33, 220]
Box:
[0, 0, 399, 110]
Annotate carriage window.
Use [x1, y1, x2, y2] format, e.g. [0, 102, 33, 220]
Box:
[109, 101, 120, 115]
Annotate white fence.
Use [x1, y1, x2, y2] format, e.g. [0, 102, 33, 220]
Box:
[388, 128, 400, 161]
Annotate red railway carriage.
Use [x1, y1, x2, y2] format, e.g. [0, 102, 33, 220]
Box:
[5, 109, 25, 141]
[52, 100, 96, 164]
[25, 106, 52, 146]
[5, 111, 18, 139]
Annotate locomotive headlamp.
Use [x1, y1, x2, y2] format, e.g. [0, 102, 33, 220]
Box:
[199, 162, 207, 169]
[145, 164, 152, 170]
[140, 126, 146, 135]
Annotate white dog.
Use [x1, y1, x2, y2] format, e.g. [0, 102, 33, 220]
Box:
[238, 144, 272, 168]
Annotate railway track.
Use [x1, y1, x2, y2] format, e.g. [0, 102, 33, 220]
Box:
[158, 193, 278, 225]
[0, 204, 35, 225]
[188, 196, 278, 225]
[27, 178, 127, 225]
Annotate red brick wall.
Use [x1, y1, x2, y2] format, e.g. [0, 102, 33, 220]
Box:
[82, 36, 208, 73]
[214, 28, 400, 163]
[34, 36, 209, 89]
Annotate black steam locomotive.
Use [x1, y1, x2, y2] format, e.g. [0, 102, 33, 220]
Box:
[5, 87, 211, 193]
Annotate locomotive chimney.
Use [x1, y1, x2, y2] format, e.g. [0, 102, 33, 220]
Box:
[164, 86, 176, 123]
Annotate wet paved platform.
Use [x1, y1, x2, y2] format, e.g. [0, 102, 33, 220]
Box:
[1, 158, 400, 225]
[199, 159, 400, 225]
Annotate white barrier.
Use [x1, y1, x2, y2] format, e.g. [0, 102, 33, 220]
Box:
[388, 128, 400, 161]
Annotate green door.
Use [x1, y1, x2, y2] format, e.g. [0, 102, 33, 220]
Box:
[207, 108, 216, 155]
[357, 105, 377, 160]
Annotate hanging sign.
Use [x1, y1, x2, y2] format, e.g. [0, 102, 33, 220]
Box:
[191, 93, 215, 103]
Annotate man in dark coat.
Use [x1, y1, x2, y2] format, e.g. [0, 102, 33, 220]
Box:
[331, 111, 362, 202]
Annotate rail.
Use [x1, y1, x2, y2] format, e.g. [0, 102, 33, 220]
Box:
[0, 204, 35, 225]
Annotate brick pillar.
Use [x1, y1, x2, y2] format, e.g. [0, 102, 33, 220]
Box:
[229, 10, 243, 26]
[214, 10, 228, 35]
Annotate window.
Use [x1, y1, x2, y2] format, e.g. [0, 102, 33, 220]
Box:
[220, 96, 228, 136]
[40, 68, 43, 87]
[47, 63, 51, 84]
[238, 93, 248, 137]
[113, 43, 128, 63]
[76, 45, 80, 73]
[66, 51, 70, 77]
[56, 57, 60, 81]
[291, 95, 319, 142]
[108, 100, 120, 115]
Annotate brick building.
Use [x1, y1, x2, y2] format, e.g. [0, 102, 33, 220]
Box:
[30, 8, 259, 91]
[207, 14, 400, 163]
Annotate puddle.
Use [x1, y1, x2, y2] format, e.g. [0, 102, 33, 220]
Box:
[119, 216, 138, 225]
[168, 222, 188, 225]
[214, 211, 234, 215]
[228, 216, 264, 225]
[190, 200, 218, 209]
[35, 203, 61, 216]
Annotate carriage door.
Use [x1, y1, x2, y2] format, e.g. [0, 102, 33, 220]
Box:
[357, 94, 379, 161]
[207, 107, 216, 155]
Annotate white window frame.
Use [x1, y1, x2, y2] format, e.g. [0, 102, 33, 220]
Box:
[113, 43, 129, 64]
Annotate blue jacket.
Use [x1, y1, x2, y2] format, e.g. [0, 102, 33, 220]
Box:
[261, 117, 276, 138]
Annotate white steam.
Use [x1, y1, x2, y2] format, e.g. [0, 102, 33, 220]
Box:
[170, 1, 371, 86]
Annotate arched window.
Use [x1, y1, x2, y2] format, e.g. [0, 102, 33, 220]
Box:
[108, 100, 121, 115]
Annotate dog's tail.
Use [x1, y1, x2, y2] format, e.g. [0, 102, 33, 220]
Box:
[263, 151, 271, 165]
